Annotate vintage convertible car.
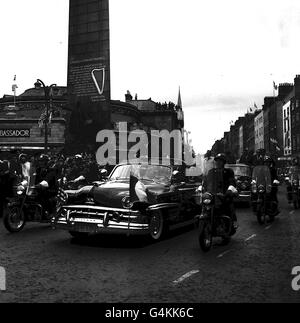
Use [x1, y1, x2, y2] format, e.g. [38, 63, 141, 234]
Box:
[52, 162, 201, 241]
[225, 163, 252, 205]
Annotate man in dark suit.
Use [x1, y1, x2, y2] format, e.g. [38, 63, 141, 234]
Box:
[205, 153, 238, 228]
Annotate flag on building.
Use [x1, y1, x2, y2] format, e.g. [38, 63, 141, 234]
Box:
[38, 109, 47, 128]
[12, 75, 18, 93]
[273, 81, 278, 91]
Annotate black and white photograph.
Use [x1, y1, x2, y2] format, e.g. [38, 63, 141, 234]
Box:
[0, 0, 300, 309]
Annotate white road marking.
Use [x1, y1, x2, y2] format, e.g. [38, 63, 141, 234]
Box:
[217, 250, 232, 258]
[245, 234, 257, 242]
[173, 270, 200, 284]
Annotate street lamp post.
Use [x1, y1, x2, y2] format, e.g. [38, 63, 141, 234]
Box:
[36, 80, 57, 153]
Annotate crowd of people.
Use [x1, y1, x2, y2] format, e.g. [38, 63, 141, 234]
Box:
[0, 150, 105, 218]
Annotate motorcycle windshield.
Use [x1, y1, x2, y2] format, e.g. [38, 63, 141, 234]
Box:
[289, 166, 300, 182]
[252, 166, 272, 193]
[204, 168, 224, 194]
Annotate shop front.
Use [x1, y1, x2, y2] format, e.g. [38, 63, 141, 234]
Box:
[0, 118, 66, 156]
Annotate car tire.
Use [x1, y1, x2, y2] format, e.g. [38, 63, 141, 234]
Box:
[149, 212, 166, 241]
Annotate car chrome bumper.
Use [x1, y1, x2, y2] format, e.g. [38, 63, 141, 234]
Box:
[51, 205, 150, 236]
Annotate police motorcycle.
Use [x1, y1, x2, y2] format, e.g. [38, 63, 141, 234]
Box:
[251, 165, 279, 224]
[3, 178, 57, 233]
[198, 168, 238, 252]
[285, 166, 300, 209]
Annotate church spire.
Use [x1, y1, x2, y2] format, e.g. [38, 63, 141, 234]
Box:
[177, 86, 182, 109]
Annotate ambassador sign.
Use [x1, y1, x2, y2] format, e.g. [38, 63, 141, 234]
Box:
[0, 129, 30, 138]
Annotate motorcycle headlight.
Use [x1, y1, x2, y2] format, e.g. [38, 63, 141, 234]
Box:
[258, 185, 265, 193]
[17, 185, 25, 195]
[293, 180, 298, 186]
[202, 192, 212, 205]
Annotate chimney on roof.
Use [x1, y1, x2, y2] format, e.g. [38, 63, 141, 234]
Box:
[278, 83, 293, 99]
[294, 75, 300, 97]
[125, 90, 132, 102]
[263, 97, 275, 110]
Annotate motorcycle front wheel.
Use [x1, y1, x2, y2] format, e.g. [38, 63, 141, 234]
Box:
[3, 205, 26, 233]
[198, 221, 213, 252]
[293, 198, 299, 210]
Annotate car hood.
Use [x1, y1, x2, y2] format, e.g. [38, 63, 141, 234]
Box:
[92, 180, 170, 208]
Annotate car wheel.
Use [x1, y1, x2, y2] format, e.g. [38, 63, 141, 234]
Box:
[149, 212, 165, 241]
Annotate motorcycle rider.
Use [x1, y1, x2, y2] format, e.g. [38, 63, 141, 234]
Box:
[67, 154, 88, 186]
[34, 154, 58, 219]
[16, 154, 32, 189]
[204, 153, 238, 229]
[263, 155, 280, 214]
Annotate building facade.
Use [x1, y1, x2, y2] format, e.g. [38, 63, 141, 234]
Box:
[291, 76, 300, 158]
[0, 84, 68, 153]
[283, 101, 292, 156]
[254, 110, 264, 151]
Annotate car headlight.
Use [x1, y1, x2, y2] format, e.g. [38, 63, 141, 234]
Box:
[122, 196, 133, 209]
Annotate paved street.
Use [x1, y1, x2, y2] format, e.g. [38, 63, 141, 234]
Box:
[1, 187, 300, 303]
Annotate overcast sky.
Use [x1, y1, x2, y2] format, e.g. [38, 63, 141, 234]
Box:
[1, 0, 300, 154]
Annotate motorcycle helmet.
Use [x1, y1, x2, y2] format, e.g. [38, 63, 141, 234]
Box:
[214, 153, 227, 164]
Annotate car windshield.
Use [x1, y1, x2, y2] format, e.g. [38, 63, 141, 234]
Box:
[226, 165, 251, 177]
[109, 164, 172, 184]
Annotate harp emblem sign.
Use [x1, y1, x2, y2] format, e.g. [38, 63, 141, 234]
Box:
[92, 67, 105, 96]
